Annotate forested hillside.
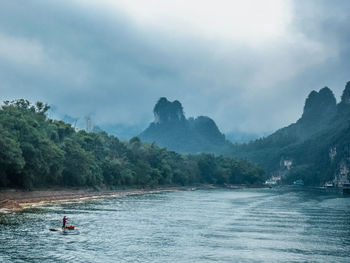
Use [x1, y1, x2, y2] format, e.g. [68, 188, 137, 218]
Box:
[0, 99, 264, 189]
[227, 82, 350, 186]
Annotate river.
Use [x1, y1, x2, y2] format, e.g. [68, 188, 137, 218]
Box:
[1, 187, 349, 262]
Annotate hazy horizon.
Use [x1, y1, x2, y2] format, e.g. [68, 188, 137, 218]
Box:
[1, 0, 349, 135]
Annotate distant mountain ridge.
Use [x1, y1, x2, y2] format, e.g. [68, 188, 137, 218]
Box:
[228, 82, 350, 186]
[139, 82, 350, 186]
[139, 97, 230, 154]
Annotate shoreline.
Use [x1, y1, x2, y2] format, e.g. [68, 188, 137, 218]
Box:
[0, 186, 193, 213]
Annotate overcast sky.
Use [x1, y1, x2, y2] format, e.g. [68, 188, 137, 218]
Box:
[0, 0, 349, 134]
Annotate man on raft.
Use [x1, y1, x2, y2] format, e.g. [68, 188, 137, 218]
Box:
[62, 216, 68, 229]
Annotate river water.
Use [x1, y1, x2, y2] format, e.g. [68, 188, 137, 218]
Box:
[1, 188, 349, 262]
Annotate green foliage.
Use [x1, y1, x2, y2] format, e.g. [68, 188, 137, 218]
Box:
[0, 126, 25, 186]
[0, 99, 264, 189]
[282, 165, 321, 186]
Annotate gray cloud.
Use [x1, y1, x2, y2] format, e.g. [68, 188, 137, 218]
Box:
[0, 0, 349, 136]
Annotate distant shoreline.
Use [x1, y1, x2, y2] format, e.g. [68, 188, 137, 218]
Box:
[0, 186, 193, 212]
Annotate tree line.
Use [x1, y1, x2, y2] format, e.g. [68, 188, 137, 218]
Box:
[0, 99, 265, 189]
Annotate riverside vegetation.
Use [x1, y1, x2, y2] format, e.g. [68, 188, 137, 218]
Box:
[0, 99, 264, 189]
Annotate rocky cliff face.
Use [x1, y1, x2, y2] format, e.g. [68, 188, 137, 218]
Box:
[139, 98, 229, 154]
[153, 97, 185, 123]
[299, 86, 336, 126]
[340, 81, 350, 105]
[338, 81, 350, 114]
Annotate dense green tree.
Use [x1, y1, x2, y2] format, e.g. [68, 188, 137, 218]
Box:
[0, 126, 25, 186]
[0, 99, 265, 189]
[61, 139, 102, 186]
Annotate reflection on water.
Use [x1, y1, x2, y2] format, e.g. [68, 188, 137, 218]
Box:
[1, 188, 349, 262]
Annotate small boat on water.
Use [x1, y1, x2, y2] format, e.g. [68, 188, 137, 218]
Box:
[265, 180, 278, 188]
[50, 225, 78, 231]
[265, 176, 281, 188]
[343, 183, 350, 194]
[293, 179, 304, 186]
[324, 182, 334, 188]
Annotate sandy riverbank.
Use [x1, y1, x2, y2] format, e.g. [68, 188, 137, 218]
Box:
[0, 187, 190, 212]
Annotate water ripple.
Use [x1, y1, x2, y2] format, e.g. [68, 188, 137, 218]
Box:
[1, 188, 349, 262]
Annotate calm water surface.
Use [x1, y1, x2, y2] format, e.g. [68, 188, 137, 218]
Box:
[1, 188, 349, 262]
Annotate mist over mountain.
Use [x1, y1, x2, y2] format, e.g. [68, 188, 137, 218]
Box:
[228, 82, 350, 186]
[137, 82, 350, 187]
[139, 97, 230, 154]
[33, 79, 350, 188]
[96, 123, 143, 141]
[225, 131, 268, 144]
